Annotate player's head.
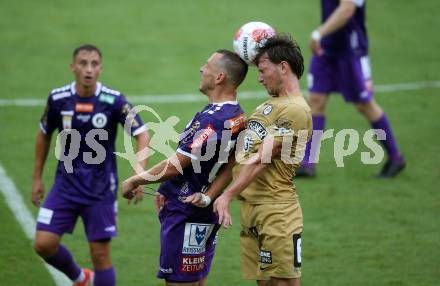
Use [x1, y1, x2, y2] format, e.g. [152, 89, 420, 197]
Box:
[199, 50, 248, 95]
[71, 44, 102, 89]
[255, 34, 304, 96]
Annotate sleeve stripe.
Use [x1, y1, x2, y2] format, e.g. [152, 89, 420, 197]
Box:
[176, 148, 198, 160]
[39, 122, 48, 134]
[132, 125, 147, 136]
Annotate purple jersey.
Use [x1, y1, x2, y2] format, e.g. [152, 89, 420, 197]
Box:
[40, 82, 145, 205]
[321, 0, 368, 57]
[158, 101, 246, 211]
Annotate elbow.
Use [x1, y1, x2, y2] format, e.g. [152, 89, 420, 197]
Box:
[340, 5, 356, 20]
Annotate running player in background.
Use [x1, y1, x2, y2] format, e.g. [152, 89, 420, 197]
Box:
[31, 44, 150, 286]
[122, 49, 248, 286]
[297, 0, 405, 178]
[188, 34, 311, 286]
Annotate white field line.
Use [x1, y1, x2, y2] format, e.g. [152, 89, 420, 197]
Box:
[0, 81, 439, 107]
[0, 163, 71, 286]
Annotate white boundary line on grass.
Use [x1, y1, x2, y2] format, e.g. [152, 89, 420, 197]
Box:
[0, 80, 439, 107]
[0, 163, 71, 286]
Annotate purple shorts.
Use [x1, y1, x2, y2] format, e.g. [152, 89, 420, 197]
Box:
[308, 54, 374, 103]
[157, 202, 220, 282]
[36, 190, 117, 241]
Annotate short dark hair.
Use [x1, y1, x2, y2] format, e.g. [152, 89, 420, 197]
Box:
[255, 34, 304, 79]
[73, 44, 102, 60]
[216, 49, 248, 87]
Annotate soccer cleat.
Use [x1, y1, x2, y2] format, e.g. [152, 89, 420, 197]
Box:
[377, 158, 406, 178]
[295, 165, 316, 178]
[73, 268, 94, 286]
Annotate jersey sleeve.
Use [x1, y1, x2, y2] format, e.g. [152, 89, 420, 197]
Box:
[116, 95, 146, 136]
[39, 95, 58, 135]
[267, 104, 312, 142]
[177, 116, 221, 160]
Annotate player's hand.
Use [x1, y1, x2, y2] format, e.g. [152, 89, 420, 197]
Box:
[31, 178, 45, 206]
[183, 192, 212, 208]
[213, 193, 233, 229]
[128, 185, 144, 205]
[155, 193, 166, 213]
[309, 30, 324, 56]
[122, 178, 137, 200]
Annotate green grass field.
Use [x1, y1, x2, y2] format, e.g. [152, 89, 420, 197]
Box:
[1, 0, 439, 285]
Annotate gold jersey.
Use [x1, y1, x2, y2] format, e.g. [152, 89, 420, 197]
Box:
[234, 94, 312, 203]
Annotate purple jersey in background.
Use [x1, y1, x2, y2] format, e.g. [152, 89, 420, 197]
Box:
[40, 82, 145, 205]
[158, 101, 245, 214]
[321, 0, 368, 57]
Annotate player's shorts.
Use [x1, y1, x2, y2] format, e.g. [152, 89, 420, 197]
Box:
[308, 53, 374, 103]
[240, 201, 303, 280]
[157, 202, 220, 282]
[36, 190, 117, 242]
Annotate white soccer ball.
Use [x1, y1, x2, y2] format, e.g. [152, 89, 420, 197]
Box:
[233, 21, 276, 65]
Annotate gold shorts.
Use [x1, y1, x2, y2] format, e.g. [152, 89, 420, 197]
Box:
[239, 201, 303, 280]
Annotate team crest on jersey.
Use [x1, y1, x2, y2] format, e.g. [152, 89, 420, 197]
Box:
[262, 104, 273, 116]
[182, 223, 214, 254]
[92, 113, 107, 128]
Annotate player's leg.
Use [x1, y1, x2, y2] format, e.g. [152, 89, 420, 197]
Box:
[342, 55, 405, 177]
[297, 55, 335, 177]
[257, 277, 300, 286]
[34, 192, 85, 283]
[82, 202, 117, 286]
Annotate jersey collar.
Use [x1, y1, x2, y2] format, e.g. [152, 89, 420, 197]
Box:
[70, 81, 102, 97]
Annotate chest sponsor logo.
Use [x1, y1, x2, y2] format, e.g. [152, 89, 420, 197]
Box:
[182, 223, 214, 254]
[75, 103, 94, 113]
[92, 113, 108, 128]
[76, 114, 91, 123]
[99, 93, 116, 104]
[190, 124, 215, 149]
[180, 254, 206, 273]
[247, 120, 267, 139]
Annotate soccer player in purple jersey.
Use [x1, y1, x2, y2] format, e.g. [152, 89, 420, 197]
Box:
[31, 44, 150, 286]
[297, 0, 405, 178]
[122, 49, 248, 286]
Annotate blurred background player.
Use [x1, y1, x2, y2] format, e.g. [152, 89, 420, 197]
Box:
[31, 44, 150, 286]
[297, 0, 405, 178]
[122, 49, 247, 286]
[189, 35, 311, 286]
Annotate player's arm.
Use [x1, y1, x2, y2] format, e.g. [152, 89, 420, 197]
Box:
[214, 138, 283, 228]
[310, 0, 358, 55]
[184, 155, 236, 207]
[128, 130, 151, 204]
[31, 130, 52, 206]
[122, 152, 192, 200]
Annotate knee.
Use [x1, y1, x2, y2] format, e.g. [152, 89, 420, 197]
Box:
[90, 247, 111, 268]
[33, 239, 58, 258]
[308, 94, 327, 115]
[355, 100, 383, 121]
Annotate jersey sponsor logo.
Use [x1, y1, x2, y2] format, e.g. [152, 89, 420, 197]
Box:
[75, 103, 94, 113]
[190, 124, 215, 149]
[293, 233, 302, 267]
[92, 113, 108, 128]
[262, 104, 273, 115]
[61, 113, 73, 130]
[37, 207, 53, 225]
[99, 93, 116, 104]
[247, 120, 267, 139]
[180, 254, 206, 273]
[76, 114, 91, 122]
[181, 120, 200, 144]
[121, 103, 140, 128]
[182, 223, 214, 254]
[259, 250, 272, 264]
[226, 114, 246, 134]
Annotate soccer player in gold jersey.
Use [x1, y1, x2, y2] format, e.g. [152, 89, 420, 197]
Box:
[185, 34, 312, 286]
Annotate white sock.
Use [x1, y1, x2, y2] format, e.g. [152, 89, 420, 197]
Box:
[73, 269, 85, 283]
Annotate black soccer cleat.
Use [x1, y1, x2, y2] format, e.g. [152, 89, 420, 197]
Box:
[377, 158, 406, 178]
[295, 165, 316, 178]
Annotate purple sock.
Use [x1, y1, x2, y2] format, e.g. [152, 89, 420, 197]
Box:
[94, 267, 116, 286]
[44, 244, 81, 281]
[371, 113, 402, 161]
[303, 115, 326, 167]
